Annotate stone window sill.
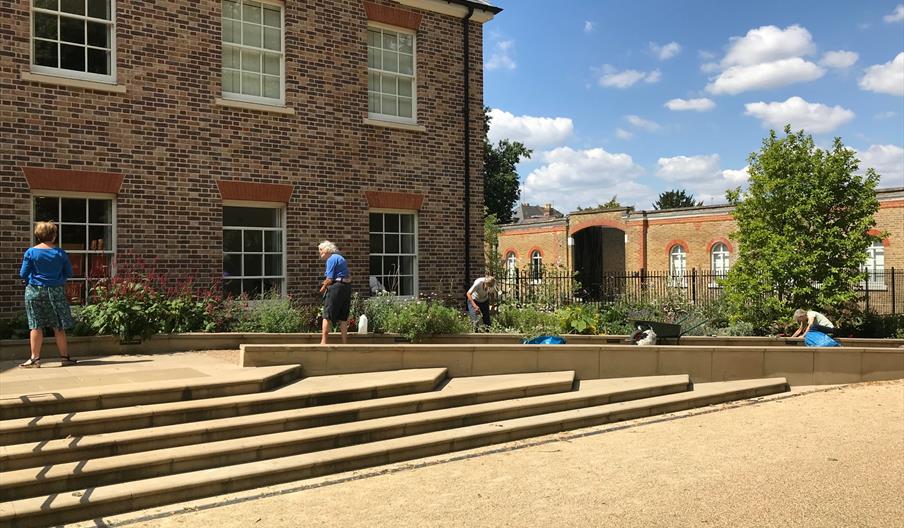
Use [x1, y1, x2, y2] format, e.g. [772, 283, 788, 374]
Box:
[214, 98, 296, 115]
[363, 118, 426, 132]
[21, 71, 126, 93]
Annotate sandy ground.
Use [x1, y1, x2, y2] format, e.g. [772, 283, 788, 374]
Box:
[78, 379, 904, 528]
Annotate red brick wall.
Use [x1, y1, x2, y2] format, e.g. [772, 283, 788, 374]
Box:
[0, 0, 486, 316]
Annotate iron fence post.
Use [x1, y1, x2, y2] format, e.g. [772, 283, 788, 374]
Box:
[691, 268, 697, 305]
[892, 268, 896, 315]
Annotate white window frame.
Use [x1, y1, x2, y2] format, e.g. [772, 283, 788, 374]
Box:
[221, 0, 286, 106]
[710, 242, 730, 287]
[862, 241, 886, 290]
[669, 245, 687, 288]
[222, 201, 287, 298]
[30, 191, 117, 304]
[530, 250, 542, 282]
[368, 209, 418, 298]
[30, 0, 118, 84]
[367, 22, 417, 125]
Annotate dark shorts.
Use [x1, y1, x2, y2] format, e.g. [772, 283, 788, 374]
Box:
[25, 284, 75, 330]
[323, 282, 352, 322]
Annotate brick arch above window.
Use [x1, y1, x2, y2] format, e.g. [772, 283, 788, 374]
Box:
[217, 180, 294, 203]
[365, 191, 424, 210]
[22, 167, 123, 194]
[706, 238, 734, 254]
[362, 1, 422, 30]
[528, 247, 544, 258]
[503, 249, 518, 258]
[866, 229, 891, 247]
[665, 240, 689, 256]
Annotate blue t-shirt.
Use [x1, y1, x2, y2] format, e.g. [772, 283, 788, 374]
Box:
[324, 253, 350, 280]
[20, 246, 73, 287]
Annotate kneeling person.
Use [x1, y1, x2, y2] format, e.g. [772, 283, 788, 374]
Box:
[790, 308, 835, 337]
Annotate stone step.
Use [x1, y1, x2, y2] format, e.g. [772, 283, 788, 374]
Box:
[0, 365, 302, 420]
[0, 368, 449, 445]
[0, 378, 787, 528]
[0, 375, 697, 500]
[0, 370, 587, 470]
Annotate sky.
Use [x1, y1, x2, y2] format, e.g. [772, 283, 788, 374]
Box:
[482, 0, 904, 212]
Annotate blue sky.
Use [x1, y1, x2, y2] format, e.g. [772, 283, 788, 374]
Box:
[482, 0, 904, 212]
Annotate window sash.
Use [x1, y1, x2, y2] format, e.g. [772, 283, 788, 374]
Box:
[31, 194, 116, 304]
[221, 0, 285, 105]
[222, 207, 286, 297]
[31, 0, 116, 83]
[369, 211, 417, 296]
[367, 26, 416, 123]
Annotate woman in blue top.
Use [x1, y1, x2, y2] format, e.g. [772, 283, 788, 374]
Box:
[318, 240, 351, 344]
[19, 221, 77, 368]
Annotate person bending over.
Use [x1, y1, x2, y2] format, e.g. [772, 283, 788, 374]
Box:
[466, 275, 496, 330]
[790, 308, 835, 337]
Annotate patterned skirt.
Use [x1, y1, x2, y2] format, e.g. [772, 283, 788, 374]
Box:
[25, 285, 75, 330]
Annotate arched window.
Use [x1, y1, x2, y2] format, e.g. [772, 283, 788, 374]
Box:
[531, 250, 542, 280]
[669, 245, 686, 286]
[505, 252, 517, 270]
[863, 241, 885, 288]
[711, 242, 730, 277]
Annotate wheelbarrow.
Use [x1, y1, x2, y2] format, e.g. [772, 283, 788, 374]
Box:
[629, 316, 710, 345]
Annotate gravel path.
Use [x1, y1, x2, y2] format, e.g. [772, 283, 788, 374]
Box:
[81, 379, 904, 528]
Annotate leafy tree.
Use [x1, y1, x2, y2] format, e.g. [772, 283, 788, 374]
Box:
[483, 211, 504, 276]
[575, 196, 621, 211]
[484, 107, 531, 223]
[653, 189, 703, 210]
[722, 127, 882, 328]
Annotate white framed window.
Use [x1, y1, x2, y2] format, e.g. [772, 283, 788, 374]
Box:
[222, 205, 285, 298]
[530, 251, 542, 281]
[32, 193, 116, 304]
[711, 242, 730, 277]
[505, 251, 516, 271]
[222, 0, 285, 105]
[31, 0, 116, 83]
[669, 245, 687, 287]
[369, 211, 417, 296]
[862, 241, 885, 289]
[367, 25, 416, 123]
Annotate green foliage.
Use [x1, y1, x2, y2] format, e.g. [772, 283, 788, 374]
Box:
[380, 298, 471, 342]
[653, 189, 703, 210]
[555, 304, 601, 335]
[575, 196, 624, 211]
[235, 295, 318, 334]
[490, 302, 559, 335]
[362, 292, 400, 334]
[0, 313, 30, 340]
[484, 107, 532, 223]
[837, 311, 904, 339]
[722, 127, 882, 327]
[484, 212, 505, 278]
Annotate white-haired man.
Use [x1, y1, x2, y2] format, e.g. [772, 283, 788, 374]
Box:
[790, 308, 835, 338]
[318, 241, 351, 344]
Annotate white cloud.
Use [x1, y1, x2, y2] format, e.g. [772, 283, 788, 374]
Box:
[721, 25, 816, 67]
[859, 52, 904, 96]
[857, 144, 904, 187]
[744, 96, 855, 133]
[597, 65, 662, 88]
[615, 128, 634, 140]
[487, 109, 573, 150]
[698, 50, 717, 61]
[486, 39, 516, 71]
[820, 50, 859, 69]
[625, 114, 661, 132]
[521, 147, 650, 212]
[584, 21, 594, 33]
[655, 155, 750, 203]
[665, 97, 716, 111]
[884, 4, 904, 22]
[706, 58, 825, 95]
[705, 25, 825, 94]
[650, 41, 682, 60]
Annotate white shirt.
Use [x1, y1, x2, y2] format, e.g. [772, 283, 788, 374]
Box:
[468, 277, 493, 303]
[807, 310, 834, 328]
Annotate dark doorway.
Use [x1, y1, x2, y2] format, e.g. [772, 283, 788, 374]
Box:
[573, 227, 625, 301]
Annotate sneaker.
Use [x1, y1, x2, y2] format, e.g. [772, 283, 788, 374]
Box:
[20, 357, 41, 368]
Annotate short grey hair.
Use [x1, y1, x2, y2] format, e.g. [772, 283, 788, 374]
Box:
[793, 309, 807, 320]
[318, 241, 338, 254]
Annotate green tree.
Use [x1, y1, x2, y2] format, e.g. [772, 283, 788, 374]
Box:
[575, 196, 621, 211]
[484, 107, 531, 223]
[653, 189, 703, 210]
[722, 127, 882, 328]
[483, 211, 504, 276]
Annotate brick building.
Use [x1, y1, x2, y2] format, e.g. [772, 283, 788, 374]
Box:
[0, 0, 501, 317]
[499, 187, 904, 290]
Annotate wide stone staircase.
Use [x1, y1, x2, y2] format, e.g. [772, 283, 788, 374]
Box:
[0, 366, 788, 527]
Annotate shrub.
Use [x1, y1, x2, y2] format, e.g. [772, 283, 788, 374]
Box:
[490, 302, 558, 335]
[555, 304, 601, 335]
[381, 298, 470, 342]
[235, 295, 314, 334]
[837, 311, 904, 339]
[363, 292, 401, 334]
[0, 313, 30, 340]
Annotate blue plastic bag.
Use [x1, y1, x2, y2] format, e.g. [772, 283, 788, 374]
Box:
[804, 331, 840, 347]
[523, 335, 567, 345]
